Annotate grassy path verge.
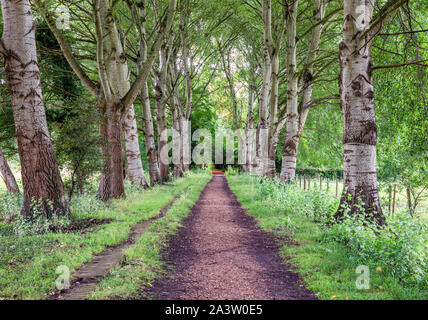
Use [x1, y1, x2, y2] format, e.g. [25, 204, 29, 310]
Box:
[0, 172, 208, 300]
[89, 174, 210, 299]
[227, 174, 428, 300]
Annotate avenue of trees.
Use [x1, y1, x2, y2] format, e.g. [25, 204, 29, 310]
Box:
[0, 0, 426, 225]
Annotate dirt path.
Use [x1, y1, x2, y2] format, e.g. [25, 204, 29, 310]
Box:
[147, 175, 316, 300]
[50, 195, 181, 300]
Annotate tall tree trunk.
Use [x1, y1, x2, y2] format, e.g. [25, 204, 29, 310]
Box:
[266, 51, 281, 178]
[280, 0, 299, 182]
[0, 0, 68, 216]
[220, 47, 245, 167]
[95, 0, 126, 199]
[255, 0, 273, 175]
[334, 0, 385, 225]
[122, 103, 148, 187]
[140, 81, 161, 186]
[97, 100, 112, 200]
[0, 147, 19, 193]
[172, 106, 184, 177]
[155, 45, 171, 182]
[136, 2, 161, 186]
[169, 52, 187, 177]
[108, 106, 125, 198]
[179, 5, 192, 173]
[109, 9, 148, 189]
[245, 81, 256, 173]
[280, 0, 327, 182]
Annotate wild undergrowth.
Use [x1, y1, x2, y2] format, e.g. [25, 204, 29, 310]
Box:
[227, 173, 428, 300]
[0, 172, 208, 300]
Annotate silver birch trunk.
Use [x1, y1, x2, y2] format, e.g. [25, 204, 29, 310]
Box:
[255, 0, 273, 175]
[266, 52, 281, 178]
[180, 13, 192, 173]
[221, 49, 245, 168]
[244, 82, 255, 173]
[280, 0, 299, 182]
[140, 81, 161, 186]
[136, 2, 160, 186]
[280, 0, 326, 181]
[105, 5, 148, 189]
[155, 45, 171, 182]
[335, 0, 385, 224]
[0, 0, 68, 215]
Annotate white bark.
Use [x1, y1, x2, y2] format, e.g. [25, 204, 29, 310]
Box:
[280, 0, 327, 182]
[220, 47, 245, 167]
[155, 43, 172, 181]
[179, 8, 192, 172]
[0, 147, 19, 193]
[140, 81, 161, 186]
[280, 0, 299, 182]
[135, 1, 161, 186]
[244, 82, 255, 172]
[255, 0, 273, 175]
[336, 0, 384, 224]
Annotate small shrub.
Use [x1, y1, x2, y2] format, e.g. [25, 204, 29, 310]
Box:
[246, 173, 427, 290]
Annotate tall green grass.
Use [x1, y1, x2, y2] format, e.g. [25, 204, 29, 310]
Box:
[0, 172, 209, 300]
[227, 174, 428, 300]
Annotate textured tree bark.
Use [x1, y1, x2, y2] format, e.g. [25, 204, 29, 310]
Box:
[122, 103, 148, 188]
[266, 52, 280, 179]
[220, 48, 245, 167]
[94, 0, 126, 199]
[155, 45, 171, 182]
[280, 0, 299, 182]
[255, 0, 273, 176]
[37, 0, 176, 200]
[109, 1, 147, 189]
[335, 0, 385, 225]
[172, 106, 184, 178]
[0, 0, 68, 216]
[0, 147, 19, 193]
[244, 81, 255, 173]
[96, 101, 112, 201]
[108, 106, 125, 198]
[179, 7, 192, 173]
[136, 9, 161, 186]
[140, 81, 161, 186]
[280, 0, 326, 182]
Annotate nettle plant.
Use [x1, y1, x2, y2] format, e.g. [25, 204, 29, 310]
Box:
[255, 176, 338, 221]
[255, 176, 427, 288]
[325, 196, 428, 288]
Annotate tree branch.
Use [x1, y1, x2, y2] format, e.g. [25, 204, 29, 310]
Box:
[34, 0, 99, 97]
[372, 59, 428, 70]
[120, 0, 177, 112]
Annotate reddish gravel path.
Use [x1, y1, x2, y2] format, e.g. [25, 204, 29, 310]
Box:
[147, 175, 316, 300]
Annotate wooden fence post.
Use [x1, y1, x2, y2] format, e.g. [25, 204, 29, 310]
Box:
[319, 175, 322, 191]
[304, 175, 306, 190]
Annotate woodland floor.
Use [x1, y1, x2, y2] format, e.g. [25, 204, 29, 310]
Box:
[146, 175, 316, 300]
